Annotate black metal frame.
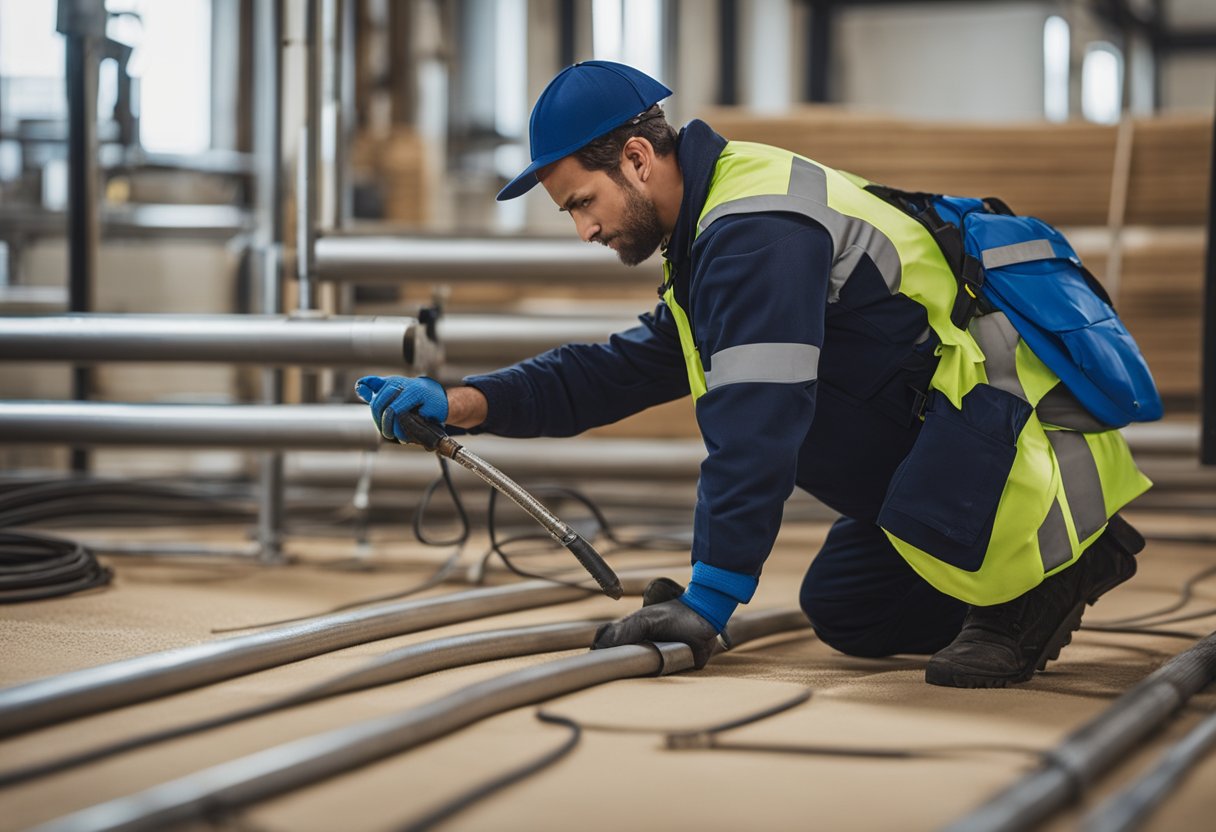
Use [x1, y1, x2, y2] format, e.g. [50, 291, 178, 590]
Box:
[1203, 102, 1215, 466]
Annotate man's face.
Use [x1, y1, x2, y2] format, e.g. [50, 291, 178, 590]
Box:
[538, 155, 665, 267]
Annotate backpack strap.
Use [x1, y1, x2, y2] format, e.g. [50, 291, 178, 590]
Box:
[866, 184, 986, 330]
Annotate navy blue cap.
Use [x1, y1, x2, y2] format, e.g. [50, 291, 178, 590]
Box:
[496, 61, 672, 201]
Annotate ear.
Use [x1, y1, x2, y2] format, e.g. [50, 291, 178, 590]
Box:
[621, 137, 654, 183]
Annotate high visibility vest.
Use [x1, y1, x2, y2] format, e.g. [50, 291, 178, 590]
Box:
[663, 140, 1150, 606]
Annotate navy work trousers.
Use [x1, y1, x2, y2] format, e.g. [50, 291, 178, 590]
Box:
[800, 515, 968, 657]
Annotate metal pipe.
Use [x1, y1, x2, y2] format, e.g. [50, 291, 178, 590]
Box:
[286, 437, 707, 483]
[0, 314, 436, 367]
[0, 401, 1195, 460]
[0, 402, 380, 449]
[0, 575, 657, 739]
[942, 629, 1216, 832]
[0, 619, 610, 788]
[297, 0, 321, 313]
[313, 235, 659, 284]
[31, 609, 808, 832]
[438, 313, 635, 363]
[1080, 708, 1216, 832]
[254, 0, 287, 563]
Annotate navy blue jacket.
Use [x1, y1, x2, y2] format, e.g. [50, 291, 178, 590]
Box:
[465, 120, 937, 580]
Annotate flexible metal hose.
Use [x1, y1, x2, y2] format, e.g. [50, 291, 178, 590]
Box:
[32, 609, 808, 832]
[0, 573, 657, 738]
[942, 629, 1216, 832]
[1079, 708, 1216, 832]
[0, 619, 609, 788]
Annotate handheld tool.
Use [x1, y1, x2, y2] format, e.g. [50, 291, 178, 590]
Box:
[399, 411, 623, 599]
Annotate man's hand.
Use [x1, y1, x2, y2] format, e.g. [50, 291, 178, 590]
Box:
[355, 375, 448, 444]
[592, 578, 721, 669]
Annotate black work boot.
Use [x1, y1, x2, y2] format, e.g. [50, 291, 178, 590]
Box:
[924, 515, 1144, 688]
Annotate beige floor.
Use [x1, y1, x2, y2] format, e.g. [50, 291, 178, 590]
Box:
[2, 511, 1215, 831]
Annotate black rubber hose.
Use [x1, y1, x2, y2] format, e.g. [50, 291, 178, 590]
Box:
[395, 712, 582, 832]
[0, 531, 112, 603]
[32, 609, 809, 832]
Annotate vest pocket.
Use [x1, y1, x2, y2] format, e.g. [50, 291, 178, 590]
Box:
[878, 385, 1033, 572]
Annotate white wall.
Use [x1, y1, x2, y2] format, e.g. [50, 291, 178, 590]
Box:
[836, 2, 1053, 121]
[1161, 0, 1216, 112]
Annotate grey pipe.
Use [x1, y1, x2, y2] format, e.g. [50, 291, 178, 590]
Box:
[1079, 709, 1216, 832]
[0, 402, 380, 449]
[32, 609, 808, 832]
[438, 313, 636, 363]
[0, 314, 436, 368]
[313, 235, 658, 284]
[0, 619, 610, 787]
[942, 629, 1216, 832]
[0, 575, 657, 738]
[286, 438, 707, 483]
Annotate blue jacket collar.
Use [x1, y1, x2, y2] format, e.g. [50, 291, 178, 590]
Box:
[664, 119, 728, 273]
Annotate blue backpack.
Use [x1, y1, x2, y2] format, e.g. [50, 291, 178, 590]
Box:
[867, 186, 1163, 428]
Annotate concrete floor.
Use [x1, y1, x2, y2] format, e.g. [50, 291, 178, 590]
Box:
[2, 510, 1215, 831]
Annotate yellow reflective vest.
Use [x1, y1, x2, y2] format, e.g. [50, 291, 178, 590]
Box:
[663, 140, 1150, 605]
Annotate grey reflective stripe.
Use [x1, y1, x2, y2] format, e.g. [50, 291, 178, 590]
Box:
[704, 343, 821, 391]
[1046, 429, 1107, 542]
[1038, 498, 1073, 572]
[981, 239, 1056, 269]
[698, 157, 903, 300]
[1037, 384, 1108, 433]
[968, 312, 1027, 401]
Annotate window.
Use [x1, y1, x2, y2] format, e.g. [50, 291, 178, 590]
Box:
[1082, 42, 1123, 125]
[1043, 15, 1069, 122]
[592, 0, 664, 82]
[121, 0, 212, 154]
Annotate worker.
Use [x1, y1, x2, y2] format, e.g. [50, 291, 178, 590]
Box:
[356, 61, 1150, 688]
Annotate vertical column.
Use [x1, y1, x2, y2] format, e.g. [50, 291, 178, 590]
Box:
[718, 0, 737, 105]
[1202, 101, 1216, 466]
[255, 0, 286, 562]
[57, 0, 106, 474]
[806, 0, 832, 103]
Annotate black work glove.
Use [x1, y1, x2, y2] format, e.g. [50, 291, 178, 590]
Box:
[592, 578, 721, 669]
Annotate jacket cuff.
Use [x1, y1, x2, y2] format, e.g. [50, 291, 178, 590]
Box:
[678, 585, 736, 633]
[689, 561, 759, 603]
[679, 562, 760, 632]
[460, 373, 516, 434]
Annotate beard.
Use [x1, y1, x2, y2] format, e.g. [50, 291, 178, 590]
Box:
[603, 178, 665, 267]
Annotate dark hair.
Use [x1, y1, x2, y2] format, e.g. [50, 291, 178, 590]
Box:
[572, 104, 678, 181]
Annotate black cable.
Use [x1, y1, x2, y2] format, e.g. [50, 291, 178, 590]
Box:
[212, 458, 471, 633]
[1081, 624, 1206, 640]
[412, 458, 471, 547]
[0, 531, 112, 603]
[679, 738, 1045, 761]
[1090, 563, 1216, 628]
[479, 482, 689, 591]
[394, 712, 581, 832]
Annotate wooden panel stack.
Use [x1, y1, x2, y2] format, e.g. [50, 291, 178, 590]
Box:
[700, 107, 1209, 228]
[350, 127, 427, 226]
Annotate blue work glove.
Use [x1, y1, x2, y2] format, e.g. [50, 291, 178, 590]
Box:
[354, 375, 449, 444]
[592, 578, 722, 669]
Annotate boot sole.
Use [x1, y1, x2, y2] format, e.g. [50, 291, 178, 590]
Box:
[925, 599, 1086, 688]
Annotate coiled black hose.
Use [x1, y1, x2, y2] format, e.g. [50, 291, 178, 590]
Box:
[0, 531, 112, 603]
